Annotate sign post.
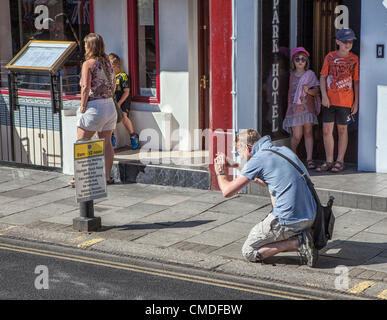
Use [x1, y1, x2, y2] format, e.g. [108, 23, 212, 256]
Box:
[72, 139, 107, 232]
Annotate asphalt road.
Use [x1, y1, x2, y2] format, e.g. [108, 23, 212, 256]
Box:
[0, 238, 353, 302]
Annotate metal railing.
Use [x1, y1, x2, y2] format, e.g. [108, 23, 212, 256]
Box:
[0, 66, 65, 170]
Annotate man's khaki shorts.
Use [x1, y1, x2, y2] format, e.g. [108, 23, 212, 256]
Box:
[241, 212, 313, 262]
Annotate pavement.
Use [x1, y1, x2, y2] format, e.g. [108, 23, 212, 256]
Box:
[0, 165, 387, 300]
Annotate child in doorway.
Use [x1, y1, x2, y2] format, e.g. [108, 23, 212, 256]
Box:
[316, 28, 360, 173]
[283, 47, 321, 170]
[108, 53, 139, 150]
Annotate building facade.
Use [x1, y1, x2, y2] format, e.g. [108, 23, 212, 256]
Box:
[0, 0, 223, 177]
[1, 0, 387, 190]
[230, 0, 387, 177]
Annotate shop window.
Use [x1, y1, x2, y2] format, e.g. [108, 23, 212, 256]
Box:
[128, 0, 160, 103]
[259, 0, 290, 140]
[0, 0, 93, 96]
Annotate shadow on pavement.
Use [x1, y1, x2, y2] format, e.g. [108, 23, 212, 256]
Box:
[258, 239, 387, 269]
[101, 220, 216, 231]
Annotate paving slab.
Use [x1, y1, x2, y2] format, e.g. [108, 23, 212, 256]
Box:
[41, 209, 78, 225]
[1, 165, 387, 299]
[235, 209, 272, 224]
[102, 203, 169, 222]
[0, 190, 77, 217]
[210, 220, 252, 237]
[0, 203, 76, 225]
[211, 242, 245, 260]
[321, 241, 384, 265]
[347, 232, 387, 250]
[0, 188, 46, 199]
[0, 195, 19, 204]
[143, 194, 192, 206]
[336, 209, 387, 228]
[97, 196, 145, 208]
[147, 219, 220, 237]
[132, 230, 191, 248]
[210, 198, 265, 215]
[359, 255, 387, 274]
[186, 230, 243, 247]
[364, 217, 387, 234]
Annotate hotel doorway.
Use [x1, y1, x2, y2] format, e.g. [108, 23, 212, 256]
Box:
[297, 0, 361, 166]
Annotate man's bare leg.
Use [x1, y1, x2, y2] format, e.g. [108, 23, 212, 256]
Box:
[256, 238, 298, 261]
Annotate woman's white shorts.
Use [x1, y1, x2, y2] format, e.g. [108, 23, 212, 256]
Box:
[77, 98, 117, 132]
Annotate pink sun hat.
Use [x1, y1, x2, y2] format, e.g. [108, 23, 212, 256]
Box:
[291, 47, 310, 60]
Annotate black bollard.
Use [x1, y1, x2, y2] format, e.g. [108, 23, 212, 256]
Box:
[73, 200, 101, 232]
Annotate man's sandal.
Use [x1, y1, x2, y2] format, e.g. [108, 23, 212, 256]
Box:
[306, 160, 316, 170]
[331, 161, 345, 173]
[316, 162, 333, 172]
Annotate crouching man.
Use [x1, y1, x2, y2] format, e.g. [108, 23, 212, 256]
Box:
[214, 129, 318, 267]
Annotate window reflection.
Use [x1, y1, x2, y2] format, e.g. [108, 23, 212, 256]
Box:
[137, 0, 156, 97]
[2, 0, 91, 94]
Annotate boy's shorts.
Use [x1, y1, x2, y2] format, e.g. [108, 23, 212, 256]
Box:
[322, 105, 351, 125]
[121, 102, 131, 115]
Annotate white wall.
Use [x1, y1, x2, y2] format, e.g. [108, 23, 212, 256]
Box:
[235, 0, 258, 130]
[377, 86, 387, 173]
[93, 0, 128, 73]
[158, 0, 198, 151]
[359, 1, 387, 172]
[93, 0, 136, 147]
[93, 0, 198, 152]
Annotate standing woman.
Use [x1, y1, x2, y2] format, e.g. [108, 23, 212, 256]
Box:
[70, 33, 117, 185]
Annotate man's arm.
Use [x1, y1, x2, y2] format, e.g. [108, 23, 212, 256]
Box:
[216, 152, 243, 171]
[217, 172, 276, 206]
[217, 175, 251, 198]
[214, 153, 250, 197]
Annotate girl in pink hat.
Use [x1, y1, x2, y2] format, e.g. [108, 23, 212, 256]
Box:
[283, 47, 321, 170]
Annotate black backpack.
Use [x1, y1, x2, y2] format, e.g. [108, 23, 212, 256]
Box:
[262, 149, 335, 250]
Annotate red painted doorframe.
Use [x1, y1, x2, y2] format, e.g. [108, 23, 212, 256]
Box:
[209, 0, 233, 190]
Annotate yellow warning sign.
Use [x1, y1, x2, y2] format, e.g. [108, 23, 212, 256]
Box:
[74, 140, 104, 159]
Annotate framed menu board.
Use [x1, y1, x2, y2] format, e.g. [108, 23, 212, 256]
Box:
[6, 40, 77, 73]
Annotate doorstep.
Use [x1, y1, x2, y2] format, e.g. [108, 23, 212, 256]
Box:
[249, 168, 387, 213]
[111, 148, 211, 190]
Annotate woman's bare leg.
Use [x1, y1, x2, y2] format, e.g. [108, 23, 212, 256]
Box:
[97, 130, 114, 181]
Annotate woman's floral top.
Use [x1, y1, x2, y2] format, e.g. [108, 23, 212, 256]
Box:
[86, 59, 114, 100]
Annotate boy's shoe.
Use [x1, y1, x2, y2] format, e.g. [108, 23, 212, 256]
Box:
[130, 133, 139, 150]
[297, 230, 318, 268]
[111, 134, 116, 147]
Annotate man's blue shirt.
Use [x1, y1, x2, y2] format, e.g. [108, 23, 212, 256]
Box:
[241, 136, 317, 226]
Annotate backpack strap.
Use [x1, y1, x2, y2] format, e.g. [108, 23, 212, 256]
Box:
[261, 149, 322, 207]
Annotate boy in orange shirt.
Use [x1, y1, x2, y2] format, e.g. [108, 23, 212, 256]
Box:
[317, 28, 360, 172]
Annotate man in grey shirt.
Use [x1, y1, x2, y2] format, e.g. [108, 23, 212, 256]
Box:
[214, 129, 318, 267]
